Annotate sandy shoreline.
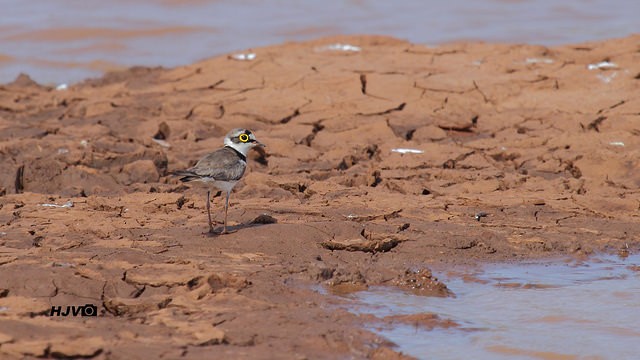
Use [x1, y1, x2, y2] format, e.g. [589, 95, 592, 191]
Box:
[0, 34, 639, 358]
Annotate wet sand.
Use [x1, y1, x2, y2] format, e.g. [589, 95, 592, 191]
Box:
[0, 34, 639, 358]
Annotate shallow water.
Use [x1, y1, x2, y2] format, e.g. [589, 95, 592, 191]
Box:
[352, 255, 640, 360]
[1, 0, 639, 84]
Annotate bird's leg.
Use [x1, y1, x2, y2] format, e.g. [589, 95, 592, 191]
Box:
[222, 190, 230, 234]
[206, 190, 215, 233]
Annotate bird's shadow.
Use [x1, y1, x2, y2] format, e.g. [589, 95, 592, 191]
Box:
[204, 213, 278, 237]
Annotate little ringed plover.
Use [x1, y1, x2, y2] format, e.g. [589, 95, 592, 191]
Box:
[174, 128, 265, 234]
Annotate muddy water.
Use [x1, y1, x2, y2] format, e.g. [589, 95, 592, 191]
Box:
[1, 0, 639, 84]
[353, 255, 640, 360]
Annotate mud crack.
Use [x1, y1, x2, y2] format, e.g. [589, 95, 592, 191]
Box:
[581, 115, 606, 132]
[279, 108, 301, 124]
[359, 74, 367, 94]
[15, 165, 24, 193]
[357, 102, 406, 116]
[299, 120, 325, 146]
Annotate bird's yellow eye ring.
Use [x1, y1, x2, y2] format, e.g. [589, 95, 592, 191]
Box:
[239, 134, 250, 143]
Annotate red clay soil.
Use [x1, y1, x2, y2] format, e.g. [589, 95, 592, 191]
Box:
[0, 34, 639, 359]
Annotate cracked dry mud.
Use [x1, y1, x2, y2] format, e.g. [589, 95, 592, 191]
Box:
[0, 34, 639, 359]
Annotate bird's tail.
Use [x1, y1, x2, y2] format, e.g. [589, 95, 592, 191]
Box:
[171, 170, 199, 183]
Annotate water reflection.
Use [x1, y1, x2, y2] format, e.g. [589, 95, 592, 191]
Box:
[353, 255, 640, 359]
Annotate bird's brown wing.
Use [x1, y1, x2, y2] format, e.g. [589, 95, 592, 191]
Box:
[186, 147, 246, 182]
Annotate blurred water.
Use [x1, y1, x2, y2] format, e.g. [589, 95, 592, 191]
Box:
[352, 255, 640, 360]
[0, 0, 638, 84]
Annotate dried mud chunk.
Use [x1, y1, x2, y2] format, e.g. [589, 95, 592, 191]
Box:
[87, 198, 125, 213]
[23, 158, 64, 188]
[0, 256, 18, 266]
[384, 180, 410, 194]
[329, 282, 368, 295]
[337, 144, 380, 170]
[345, 209, 402, 222]
[449, 237, 496, 253]
[125, 264, 200, 287]
[152, 316, 226, 346]
[121, 159, 160, 184]
[104, 296, 171, 316]
[314, 267, 335, 281]
[414, 125, 448, 141]
[394, 269, 453, 297]
[49, 337, 105, 358]
[320, 236, 403, 253]
[369, 170, 382, 187]
[81, 100, 116, 118]
[31, 235, 44, 247]
[436, 112, 477, 132]
[81, 66, 165, 87]
[364, 144, 380, 159]
[442, 159, 456, 169]
[490, 151, 521, 162]
[0, 332, 13, 344]
[207, 273, 250, 293]
[0, 296, 51, 316]
[337, 155, 358, 170]
[326, 269, 368, 294]
[223, 331, 257, 347]
[0, 340, 48, 358]
[153, 121, 171, 140]
[275, 182, 309, 195]
[320, 229, 407, 253]
[7, 73, 44, 88]
[88, 142, 168, 174]
[186, 323, 226, 346]
[386, 117, 421, 140]
[185, 103, 225, 121]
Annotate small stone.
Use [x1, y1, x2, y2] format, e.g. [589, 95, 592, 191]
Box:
[250, 214, 277, 224]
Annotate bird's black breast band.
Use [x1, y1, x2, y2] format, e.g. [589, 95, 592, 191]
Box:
[225, 146, 247, 162]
